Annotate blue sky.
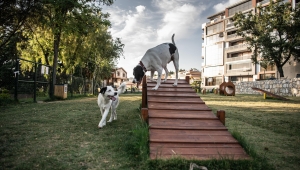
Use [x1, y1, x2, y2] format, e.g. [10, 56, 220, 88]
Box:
[102, 0, 240, 78]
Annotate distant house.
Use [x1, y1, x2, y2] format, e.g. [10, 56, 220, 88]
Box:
[186, 70, 201, 84]
[107, 67, 128, 88]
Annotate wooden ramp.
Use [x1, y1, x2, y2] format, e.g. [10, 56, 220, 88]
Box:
[251, 87, 289, 101]
[141, 77, 250, 160]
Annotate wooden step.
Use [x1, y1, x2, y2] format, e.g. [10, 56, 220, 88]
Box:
[150, 153, 250, 160]
[147, 87, 195, 93]
[147, 92, 200, 97]
[150, 143, 250, 160]
[148, 102, 211, 110]
[150, 142, 243, 148]
[147, 96, 205, 103]
[149, 134, 239, 143]
[147, 83, 192, 88]
[148, 110, 217, 119]
[149, 118, 226, 130]
[147, 79, 188, 84]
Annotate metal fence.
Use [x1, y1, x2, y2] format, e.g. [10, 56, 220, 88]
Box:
[13, 58, 94, 102]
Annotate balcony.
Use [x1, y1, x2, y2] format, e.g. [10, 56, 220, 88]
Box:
[226, 33, 242, 41]
[226, 55, 252, 62]
[257, 0, 270, 6]
[225, 23, 235, 30]
[225, 44, 249, 53]
[202, 33, 204, 39]
[226, 68, 252, 75]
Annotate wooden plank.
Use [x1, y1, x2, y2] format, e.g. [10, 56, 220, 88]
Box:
[251, 87, 289, 100]
[149, 129, 232, 136]
[150, 147, 247, 155]
[147, 79, 188, 84]
[148, 102, 211, 110]
[149, 135, 238, 143]
[149, 118, 226, 129]
[147, 87, 195, 93]
[147, 83, 192, 88]
[147, 91, 200, 97]
[147, 96, 205, 103]
[150, 153, 250, 160]
[148, 110, 217, 119]
[150, 143, 243, 148]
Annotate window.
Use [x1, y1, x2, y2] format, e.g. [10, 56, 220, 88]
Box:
[117, 71, 120, 76]
[206, 43, 224, 66]
[228, 1, 252, 16]
[207, 22, 224, 35]
[123, 73, 125, 77]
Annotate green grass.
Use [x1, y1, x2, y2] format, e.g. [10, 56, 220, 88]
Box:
[1, 93, 300, 169]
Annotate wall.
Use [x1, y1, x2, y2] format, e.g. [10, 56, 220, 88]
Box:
[233, 78, 300, 97]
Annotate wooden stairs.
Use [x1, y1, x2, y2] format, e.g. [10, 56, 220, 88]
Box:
[141, 77, 250, 160]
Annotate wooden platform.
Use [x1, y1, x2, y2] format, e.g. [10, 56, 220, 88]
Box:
[143, 78, 250, 160]
[251, 87, 289, 100]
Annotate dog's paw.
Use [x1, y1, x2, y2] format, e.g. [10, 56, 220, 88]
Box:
[173, 83, 177, 86]
[152, 87, 158, 90]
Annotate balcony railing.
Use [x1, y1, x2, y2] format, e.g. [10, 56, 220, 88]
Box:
[225, 44, 249, 52]
[257, 0, 270, 6]
[226, 23, 235, 28]
[227, 33, 242, 39]
[226, 55, 252, 62]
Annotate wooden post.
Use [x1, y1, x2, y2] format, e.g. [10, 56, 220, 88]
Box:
[185, 76, 190, 84]
[142, 75, 147, 108]
[217, 110, 225, 125]
[141, 108, 148, 122]
[263, 93, 266, 99]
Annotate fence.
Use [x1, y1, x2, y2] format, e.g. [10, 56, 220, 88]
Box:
[14, 58, 51, 102]
[13, 58, 96, 102]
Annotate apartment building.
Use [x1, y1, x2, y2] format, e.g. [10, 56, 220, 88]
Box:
[201, 0, 300, 89]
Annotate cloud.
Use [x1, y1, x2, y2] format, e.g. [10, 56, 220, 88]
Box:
[136, 5, 145, 13]
[155, 2, 205, 40]
[213, 0, 241, 12]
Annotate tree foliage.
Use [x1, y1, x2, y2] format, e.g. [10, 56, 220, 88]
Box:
[1, 0, 124, 97]
[233, 0, 300, 77]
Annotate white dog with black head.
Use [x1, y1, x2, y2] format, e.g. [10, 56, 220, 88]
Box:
[97, 82, 126, 128]
[132, 34, 179, 90]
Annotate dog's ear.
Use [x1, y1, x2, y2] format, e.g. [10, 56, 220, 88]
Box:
[100, 87, 107, 94]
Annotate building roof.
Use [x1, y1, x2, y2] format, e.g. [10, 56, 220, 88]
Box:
[207, 10, 225, 19]
[227, 0, 251, 9]
[113, 67, 127, 74]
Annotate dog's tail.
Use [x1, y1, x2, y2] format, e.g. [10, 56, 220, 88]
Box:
[172, 34, 176, 46]
[117, 82, 126, 95]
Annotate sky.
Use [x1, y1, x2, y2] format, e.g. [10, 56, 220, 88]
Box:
[102, 0, 241, 78]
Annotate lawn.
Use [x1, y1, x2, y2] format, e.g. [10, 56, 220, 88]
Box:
[1, 93, 300, 170]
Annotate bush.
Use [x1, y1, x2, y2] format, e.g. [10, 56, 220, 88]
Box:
[0, 88, 13, 106]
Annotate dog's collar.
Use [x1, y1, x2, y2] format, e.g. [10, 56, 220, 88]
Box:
[139, 61, 147, 73]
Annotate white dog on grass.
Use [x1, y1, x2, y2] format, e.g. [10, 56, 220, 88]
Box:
[97, 82, 126, 128]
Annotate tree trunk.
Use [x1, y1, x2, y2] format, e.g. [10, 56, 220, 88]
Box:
[277, 66, 284, 78]
[50, 31, 61, 98]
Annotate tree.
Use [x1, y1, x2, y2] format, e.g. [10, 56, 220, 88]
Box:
[33, 0, 114, 98]
[233, 0, 300, 77]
